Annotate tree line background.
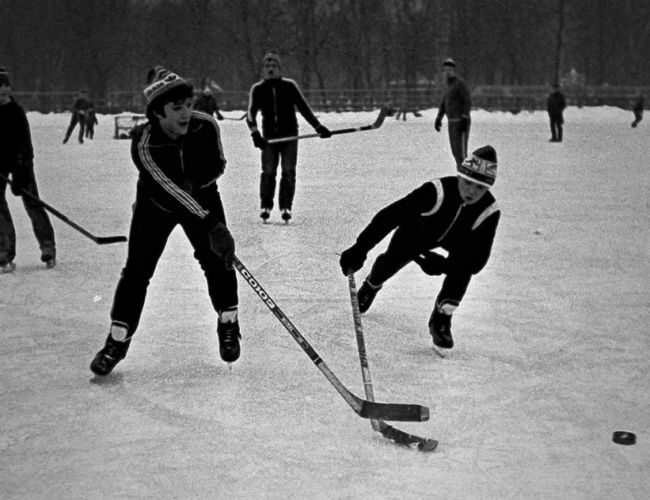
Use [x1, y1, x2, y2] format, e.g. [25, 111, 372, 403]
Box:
[1, 0, 649, 107]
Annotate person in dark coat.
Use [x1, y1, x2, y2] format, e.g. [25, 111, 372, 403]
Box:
[434, 58, 472, 166]
[193, 86, 224, 120]
[339, 145, 500, 351]
[246, 51, 331, 223]
[62, 89, 91, 144]
[84, 105, 98, 139]
[631, 93, 644, 128]
[90, 66, 239, 376]
[546, 83, 567, 142]
[0, 67, 56, 272]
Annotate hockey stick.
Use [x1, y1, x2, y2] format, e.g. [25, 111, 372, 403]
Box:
[0, 174, 127, 245]
[234, 256, 429, 422]
[348, 273, 438, 451]
[267, 106, 389, 144]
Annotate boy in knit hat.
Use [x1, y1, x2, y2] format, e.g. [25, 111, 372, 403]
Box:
[0, 66, 56, 272]
[246, 51, 331, 223]
[339, 145, 500, 350]
[90, 66, 240, 376]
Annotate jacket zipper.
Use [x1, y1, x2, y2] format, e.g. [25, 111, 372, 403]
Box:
[437, 204, 465, 242]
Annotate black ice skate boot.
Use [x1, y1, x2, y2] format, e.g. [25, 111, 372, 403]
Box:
[217, 308, 241, 363]
[428, 303, 454, 349]
[357, 279, 382, 313]
[90, 322, 131, 376]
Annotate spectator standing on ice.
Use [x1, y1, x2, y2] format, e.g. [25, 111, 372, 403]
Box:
[246, 51, 331, 223]
[0, 67, 56, 273]
[85, 105, 98, 139]
[546, 83, 566, 142]
[339, 145, 500, 351]
[62, 89, 91, 144]
[434, 58, 472, 166]
[631, 93, 644, 128]
[194, 86, 224, 120]
[90, 66, 240, 376]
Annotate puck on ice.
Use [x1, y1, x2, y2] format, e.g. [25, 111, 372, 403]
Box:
[612, 431, 636, 445]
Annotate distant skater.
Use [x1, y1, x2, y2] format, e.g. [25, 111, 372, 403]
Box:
[62, 89, 91, 144]
[546, 83, 566, 142]
[631, 93, 644, 128]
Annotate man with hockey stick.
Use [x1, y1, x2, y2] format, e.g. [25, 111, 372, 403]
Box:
[90, 66, 239, 376]
[339, 145, 500, 350]
[434, 58, 472, 166]
[0, 66, 56, 273]
[246, 51, 331, 223]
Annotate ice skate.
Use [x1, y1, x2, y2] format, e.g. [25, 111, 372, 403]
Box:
[260, 208, 271, 223]
[357, 280, 382, 313]
[428, 304, 454, 349]
[1, 261, 16, 274]
[90, 325, 131, 376]
[281, 209, 292, 223]
[217, 318, 241, 363]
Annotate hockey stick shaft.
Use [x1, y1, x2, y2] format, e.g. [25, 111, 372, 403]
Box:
[348, 274, 438, 451]
[267, 106, 388, 144]
[0, 174, 127, 245]
[234, 257, 429, 422]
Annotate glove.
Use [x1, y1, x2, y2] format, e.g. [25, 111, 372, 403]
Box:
[414, 251, 447, 276]
[434, 117, 442, 132]
[216, 112, 224, 121]
[316, 124, 332, 139]
[208, 222, 235, 269]
[339, 245, 367, 276]
[10, 170, 28, 196]
[251, 131, 267, 150]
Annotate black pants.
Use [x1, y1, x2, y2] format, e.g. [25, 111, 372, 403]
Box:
[447, 120, 470, 166]
[260, 141, 298, 211]
[366, 228, 474, 310]
[110, 195, 238, 336]
[632, 110, 643, 128]
[549, 115, 563, 141]
[63, 113, 85, 143]
[0, 170, 56, 265]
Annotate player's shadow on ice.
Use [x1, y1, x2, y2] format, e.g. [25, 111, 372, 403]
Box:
[89, 372, 124, 385]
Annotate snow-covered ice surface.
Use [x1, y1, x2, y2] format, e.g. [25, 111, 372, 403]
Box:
[1, 107, 648, 499]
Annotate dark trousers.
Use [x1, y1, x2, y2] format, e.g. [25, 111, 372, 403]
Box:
[0, 170, 56, 265]
[110, 195, 238, 337]
[447, 120, 470, 166]
[549, 115, 563, 141]
[260, 141, 298, 211]
[632, 110, 643, 128]
[366, 228, 474, 310]
[63, 113, 85, 143]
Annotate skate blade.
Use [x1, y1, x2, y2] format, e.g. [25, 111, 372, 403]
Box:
[432, 346, 447, 358]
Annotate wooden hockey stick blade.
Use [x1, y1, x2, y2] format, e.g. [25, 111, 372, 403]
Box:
[360, 401, 429, 422]
[268, 106, 389, 144]
[378, 421, 439, 451]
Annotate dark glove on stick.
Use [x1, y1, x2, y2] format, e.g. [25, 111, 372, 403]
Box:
[413, 251, 448, 276]
[251, 131, 267, 150]
[339, 245, 367, 276]
[208, 222, 235, 269]
[316, 124, 332, 138]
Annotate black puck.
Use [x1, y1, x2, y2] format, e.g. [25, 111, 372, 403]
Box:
[612, 431, 636, 445]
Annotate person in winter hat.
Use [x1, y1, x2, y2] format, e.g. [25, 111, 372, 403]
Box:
[90, 65, 241, 376]
[434, 58, 472, 166]
[246, 51, 332, 223]
[339, 145, 500, 351]
[0, 66, 56, 273]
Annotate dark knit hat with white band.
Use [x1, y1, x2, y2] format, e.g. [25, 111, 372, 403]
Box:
[143, 66, 189, 105]
[457, 145, 498, 187]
